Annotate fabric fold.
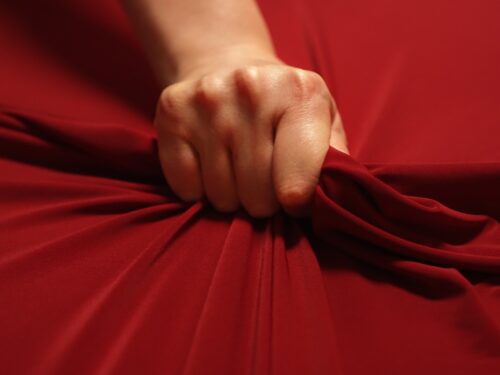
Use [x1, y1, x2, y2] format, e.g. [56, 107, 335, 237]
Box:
[314, 147, 500, 273]
[2, 0, 500, 373]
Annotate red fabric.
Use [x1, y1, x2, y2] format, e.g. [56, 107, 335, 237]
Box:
[1, 0, 499, 374]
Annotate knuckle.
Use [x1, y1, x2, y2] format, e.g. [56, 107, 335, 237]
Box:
[156, 94, 188, 138]
[233, 66, 259, 86]
[159, 83, 185, 118]
[195, 75, 228, 106]
[285, 69, 324, 100]
[233, 67, 261, 99]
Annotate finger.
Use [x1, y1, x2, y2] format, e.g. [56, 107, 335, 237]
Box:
[232, 124, 279, 218]
[188, 75, 240, 212]
[155, 84, 204, 201]
[273, 98, 332, 217]
[329, 110, 350, 154]
[231, 68, 279, 218]
[197, 135, 239, 213]
[157, 136, 204, 202]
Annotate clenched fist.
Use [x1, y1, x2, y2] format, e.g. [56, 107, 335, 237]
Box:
[154, 56, 349, 218]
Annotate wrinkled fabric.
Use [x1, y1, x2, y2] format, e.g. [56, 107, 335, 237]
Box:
[0, 0, 499, 374]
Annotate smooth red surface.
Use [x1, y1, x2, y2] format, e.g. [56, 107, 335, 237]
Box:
[1, 0, 500, 374]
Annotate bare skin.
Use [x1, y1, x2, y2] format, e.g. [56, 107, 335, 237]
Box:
[122, 0, 349, 218]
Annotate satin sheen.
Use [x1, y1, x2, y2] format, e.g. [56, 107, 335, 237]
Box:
[1, 0, 499, 374]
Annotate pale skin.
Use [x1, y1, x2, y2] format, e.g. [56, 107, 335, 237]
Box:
[122, 0, 349, 218]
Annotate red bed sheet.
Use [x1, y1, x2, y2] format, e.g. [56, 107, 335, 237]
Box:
[1, 0, 499, 374]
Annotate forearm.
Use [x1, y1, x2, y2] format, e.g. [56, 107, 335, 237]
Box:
[121, 0, 278, 85]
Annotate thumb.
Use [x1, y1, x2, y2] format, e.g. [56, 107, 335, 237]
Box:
[272, 100, 332, 217]
[329, 111, 350, 154]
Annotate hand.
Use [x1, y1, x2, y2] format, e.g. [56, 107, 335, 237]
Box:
[154, 53, 349, 218]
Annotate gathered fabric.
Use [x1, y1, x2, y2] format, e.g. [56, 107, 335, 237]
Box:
[1, 0, 499, 374]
